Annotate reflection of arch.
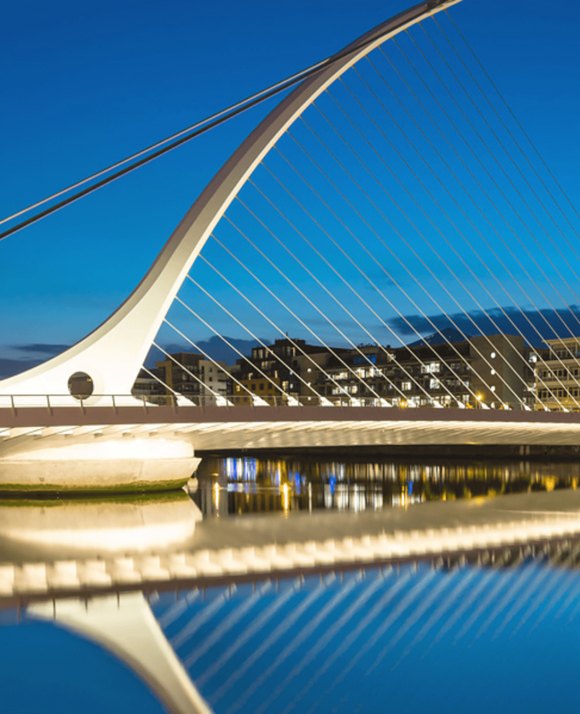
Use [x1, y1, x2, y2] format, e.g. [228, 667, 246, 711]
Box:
[29, 594, 211, 714]
[0, 0, 460, 401]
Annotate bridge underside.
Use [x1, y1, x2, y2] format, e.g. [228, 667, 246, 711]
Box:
[0, 406, 578, 492]
[176, 418, 580, 450]
[1, 405, 579, 443]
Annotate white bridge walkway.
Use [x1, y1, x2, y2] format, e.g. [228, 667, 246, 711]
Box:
[2, 403, 580, 448]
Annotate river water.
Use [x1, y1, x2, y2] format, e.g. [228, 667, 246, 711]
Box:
[0, 454, 579, 713]
[193, 454, 580, 517]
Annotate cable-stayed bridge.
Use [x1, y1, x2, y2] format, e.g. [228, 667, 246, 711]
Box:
[0, 0, 578, 490]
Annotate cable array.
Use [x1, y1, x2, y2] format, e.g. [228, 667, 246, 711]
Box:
[139, 12, 577, 412]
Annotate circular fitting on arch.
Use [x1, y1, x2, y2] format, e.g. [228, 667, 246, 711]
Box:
[68, 372, 94, 400]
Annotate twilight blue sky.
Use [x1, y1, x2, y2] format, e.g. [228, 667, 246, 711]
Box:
[0, 0, 578, 375]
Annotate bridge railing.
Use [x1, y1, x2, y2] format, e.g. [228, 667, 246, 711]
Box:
[0, 393, 531, 412]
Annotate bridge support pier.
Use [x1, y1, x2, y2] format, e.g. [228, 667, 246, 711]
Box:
[0, 436, 199, 493]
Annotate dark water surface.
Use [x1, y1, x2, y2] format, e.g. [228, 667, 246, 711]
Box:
[193, 454, 580, 517]
[1, 454, 579, 713]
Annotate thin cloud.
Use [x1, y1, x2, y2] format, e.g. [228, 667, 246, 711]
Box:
[0, 358, 43, 379]
[387, 305, 580, 346]
[11, 343, 70, 356]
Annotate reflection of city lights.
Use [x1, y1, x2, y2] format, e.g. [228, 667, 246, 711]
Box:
[324, 484, 334, 510]
[200, 456, 578, 519]
[213, 482, 220, 513]
[281, 483, 290, 513]
[351, 486, 366, 513]
[400, 486, 408, 509]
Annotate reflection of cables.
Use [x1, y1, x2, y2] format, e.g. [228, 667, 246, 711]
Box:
[0, 2, 436, 242]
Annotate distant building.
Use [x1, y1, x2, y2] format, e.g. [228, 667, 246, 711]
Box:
[132, 370, 159, 403]
[132, 333, 563, 411]
[133, 351, 230, 405]
[319, 334, 531, 410]
[232, 338, 337, 405]
[535, 336, 580, 411]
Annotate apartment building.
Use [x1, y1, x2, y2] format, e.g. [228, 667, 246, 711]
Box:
[535, 336, 580, 411]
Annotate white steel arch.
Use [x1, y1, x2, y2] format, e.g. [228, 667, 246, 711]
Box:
[0, 0, 460, 403]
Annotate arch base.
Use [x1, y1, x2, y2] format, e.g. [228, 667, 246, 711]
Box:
[0, 437, 199, 493]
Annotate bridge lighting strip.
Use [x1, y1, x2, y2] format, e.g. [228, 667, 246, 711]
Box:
[0, 417, 578, 449]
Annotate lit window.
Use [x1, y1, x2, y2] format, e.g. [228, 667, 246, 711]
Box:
[490, 352, 496, 359]
[421, 362, 441, 374]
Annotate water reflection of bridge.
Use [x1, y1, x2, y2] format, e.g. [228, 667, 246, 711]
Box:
[1, 492, 580, 713]
[1, 490, 580, 601]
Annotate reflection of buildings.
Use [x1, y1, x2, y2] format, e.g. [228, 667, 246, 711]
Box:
[535, 337, 580, 411]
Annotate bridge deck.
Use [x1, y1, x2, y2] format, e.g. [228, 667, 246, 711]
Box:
[2, 404, 580, 427]
[1, 405, 579, 449]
